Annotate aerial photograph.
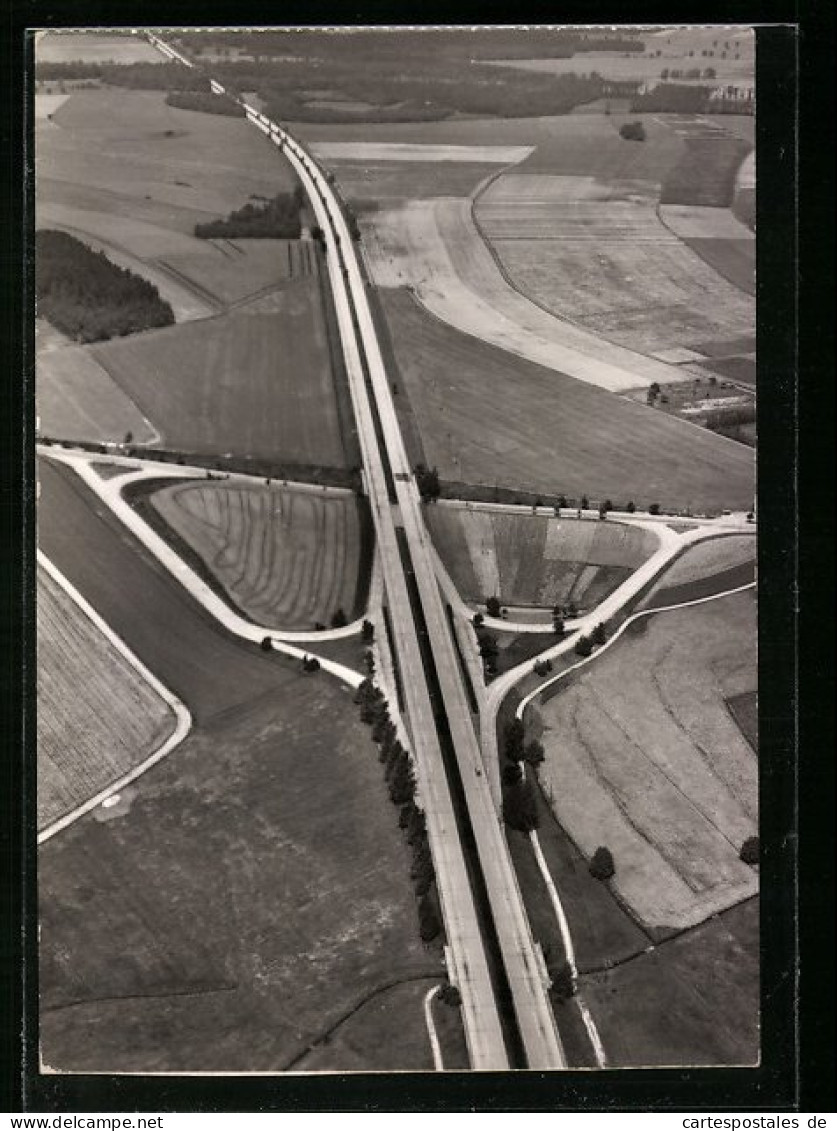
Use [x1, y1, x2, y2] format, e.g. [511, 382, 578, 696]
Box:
[34, 25, 758, 1074]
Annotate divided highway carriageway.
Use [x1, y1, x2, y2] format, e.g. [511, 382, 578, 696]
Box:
[145, 32, 566, 1071]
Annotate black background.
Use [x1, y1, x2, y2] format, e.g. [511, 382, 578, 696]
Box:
[2, 0, 833, 1113]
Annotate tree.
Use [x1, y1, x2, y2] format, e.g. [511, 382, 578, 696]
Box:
[589, 845, 615, 880]
[550, 961, 576, 1001]
[331, 607, 348, 628]
[361, 618, 375, 643]
[504, 719, 525, 761]
[502, 762, 523, 787]
[472, 612, 484, 629]
[619, 120, 646, 142]
[485, 596, 501, 618]
[260, 636, 273, 652]
[123, 430, 133, 445]
[477, 631, 499, 666]
[437, 983, 462, 1008]
[591, 622, 607, 646]
[502, 780, 540, 833]
[418, 896, 441, 942]
[626, 500, 636, 513]
[739, 835, 759, 865]
[581, 495, 589, 510]
[524, 740, 545, 767]
[649, 503, 661, 515]
[557, 495, 568, 508]
[574, 635, 593, 658]
[302, 655, 320, 673]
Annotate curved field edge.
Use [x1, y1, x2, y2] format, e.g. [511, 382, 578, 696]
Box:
[37, 562, 177, 830]
[124, 477, 374, 632]
[533, 591, 757, 933]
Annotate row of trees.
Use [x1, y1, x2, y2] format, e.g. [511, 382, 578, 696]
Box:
[35, 60, 211, 91]
[355, 680, 442, 944]
[631, 82, 712, 114]
[194, 189, 304, 240]
[35, 229, 174, 342]
[165, 90, 245, 116]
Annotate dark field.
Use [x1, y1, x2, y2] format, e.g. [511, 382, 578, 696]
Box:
[696, 354, 757, 385]
[92, 281, 349, 469]
[380, 289, 755, 512]
[645, 560, 756, 609]
[726, 690, 758, 752]
[683, 237, 756, 295]
[582, 897, 759, 1067]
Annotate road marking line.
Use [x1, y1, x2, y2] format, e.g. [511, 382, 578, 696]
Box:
[423, 985, 445, 1071]
[37, 551, 193, 844]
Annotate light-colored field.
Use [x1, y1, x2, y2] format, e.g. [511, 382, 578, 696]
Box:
[37, 564, 175, 830]
[36, 31, 164, 65]
[38, 89, 298, 234]
[659, 204, 754, 240]
[381, 288, 755, 511]
[35, 94, 71, 120]
[93, 284, 345, 466]
[150, 481, 365, 629]
[428, 508, 657, 608]
[364, 197, 691, 390]
[537, 591, 758, 930]
[37, 340, 157, 445]
[311, 141, 534, 163]
[476, 172, 755, 355]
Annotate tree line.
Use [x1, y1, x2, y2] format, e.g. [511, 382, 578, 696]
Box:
[165, 90, 245, 116]
[36, 229, 174, 343]
[194, 189, 304, 240]
[35, 60, 211, 91]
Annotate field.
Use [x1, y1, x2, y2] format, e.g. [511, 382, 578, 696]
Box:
[35, 31, 164, 65]
[40, 677, 436, 1073]
[36, 336, 157, 445]
[40, 90, 299, 232]
[427, 507, 658, 609]
[92, 284, 347, 468]
[149, 480, 368, 630]
[39, 458, 435, 1072]
[582, 897, 759, 1067]
[476, 171, 754, 356]
[37, 564, 175, 830]
[363, 196, 692, 392]
[380, 288, 756, 512]
[639, 534, 756, 608]
[534, 590, 757, 931]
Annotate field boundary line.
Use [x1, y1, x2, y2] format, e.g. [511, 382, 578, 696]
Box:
[423, 985, 445, 1071]
[37, 550, 193, 844]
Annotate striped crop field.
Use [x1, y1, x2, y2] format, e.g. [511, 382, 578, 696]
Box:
[428, 507, 658, 610]
[535, 589, 758, 932]
[150, 480, 369, 630]
[36, 31, 165, 65]
[37, 564, 176, 831]
[475, 172, 755, 357]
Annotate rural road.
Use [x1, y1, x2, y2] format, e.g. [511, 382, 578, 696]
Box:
[146, 35, 566, 1071]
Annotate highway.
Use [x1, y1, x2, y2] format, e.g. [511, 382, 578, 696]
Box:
[145, 33, 565, 1070]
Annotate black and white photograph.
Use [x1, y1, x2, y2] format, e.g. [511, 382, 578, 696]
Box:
[32, 24, 764, 1078]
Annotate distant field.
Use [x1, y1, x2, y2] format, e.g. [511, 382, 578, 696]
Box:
[150, 480, 368, 629]
[93, 282, 346, 468]
[36, 32, 164, 65]
[428, 508, 657, 608]
[364, 197, 690, 391]
[380, 288, 756, 512]
[40, 91, 299, 228]
[535, 591, 758, 931]
[37, 338, 157, 445]
[584, 896, 759, 1067]
[477, 172, 754, 355]
[37, 564, 175, 830]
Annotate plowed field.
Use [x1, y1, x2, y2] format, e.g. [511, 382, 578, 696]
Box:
[536, 590, 758, 931]
[150, 480, 367, 629]
[37, 564, 175, 830]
